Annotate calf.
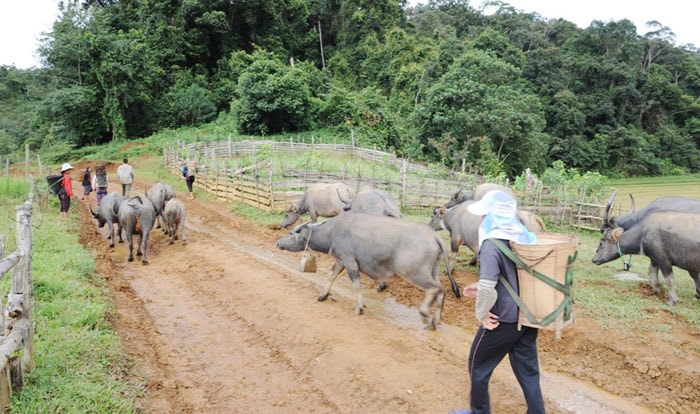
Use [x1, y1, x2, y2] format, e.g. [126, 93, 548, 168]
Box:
[163, 198, 187, 245]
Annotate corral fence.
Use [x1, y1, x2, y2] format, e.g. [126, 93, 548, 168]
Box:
[0, 199, 34, 412]
[163, 139, 609, 230]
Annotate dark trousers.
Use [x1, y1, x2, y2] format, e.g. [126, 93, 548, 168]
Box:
[468, 323, 545, 414]
[185, 175, 195, 193]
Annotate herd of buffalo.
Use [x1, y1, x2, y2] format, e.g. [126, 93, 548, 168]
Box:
[89, 180, 700, 329]
[89, 181, 187, 264]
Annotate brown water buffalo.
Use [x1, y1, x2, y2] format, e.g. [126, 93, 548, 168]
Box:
[277, 212, 460, 330]
[281, 182, 355, 228]
[163, 198, 187, 245]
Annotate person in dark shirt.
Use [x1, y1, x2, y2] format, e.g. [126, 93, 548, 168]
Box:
[459, 190, 544, 414]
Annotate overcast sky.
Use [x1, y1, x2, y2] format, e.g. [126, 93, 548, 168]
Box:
[1, 0, 698, 69]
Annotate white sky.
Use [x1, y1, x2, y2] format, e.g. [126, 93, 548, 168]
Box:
[0, 0, 697, 69]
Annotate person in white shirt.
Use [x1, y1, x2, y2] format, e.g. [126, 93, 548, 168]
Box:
[116, 158, 134, 197]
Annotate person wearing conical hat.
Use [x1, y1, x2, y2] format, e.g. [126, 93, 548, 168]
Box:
[59, 163, 75, 219]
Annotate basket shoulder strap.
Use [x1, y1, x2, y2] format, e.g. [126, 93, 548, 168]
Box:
[489, 239, 568, 295]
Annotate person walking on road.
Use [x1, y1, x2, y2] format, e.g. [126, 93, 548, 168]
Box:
[454, 190, 545, 414]
[117, 157, 134, 197]
[92, 164, 109, 204]
[80, 166, 92, 200]
[58, 163, 75, 219]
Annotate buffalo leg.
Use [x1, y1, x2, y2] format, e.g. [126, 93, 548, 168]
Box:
[648, 264, 661, 296]
[141, 232, 149, 265]
[345, 268, 365, 315]
[127, 236, 134, 262]
[690, 271, 700, 299]
[419, 285, 444, 330]
[108, 223, 115, 248]
[662, 270, 678, 306]
[318, 262, 345, 302]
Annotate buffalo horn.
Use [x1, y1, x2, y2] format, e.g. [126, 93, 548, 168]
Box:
[603, 190, 618, 224]
[628, 194, 635, 214]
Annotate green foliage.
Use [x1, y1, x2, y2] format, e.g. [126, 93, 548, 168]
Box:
[232, 51, 318, 135]
[513, 160, 607, 200]
[1, 1, 699, 179]
[166, 78, 217, 127]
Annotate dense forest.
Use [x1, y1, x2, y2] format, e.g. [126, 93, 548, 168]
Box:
[1, 0, 700, 178]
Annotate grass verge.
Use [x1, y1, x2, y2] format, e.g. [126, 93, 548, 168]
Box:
[0, 177, 144, 413]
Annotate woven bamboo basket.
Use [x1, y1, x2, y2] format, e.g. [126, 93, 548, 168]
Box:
[511, 233, 579, 334]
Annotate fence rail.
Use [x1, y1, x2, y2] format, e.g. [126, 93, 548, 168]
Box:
[164, 143, 608, 229]
[0, 200, 34, 412]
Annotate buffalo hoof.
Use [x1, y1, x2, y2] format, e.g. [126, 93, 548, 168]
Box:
[182, 241, 188, 246]
[318, 294, 329, 302]
[109, 243, 115, 248]
[377, 281, 388, 292]
[128, 256, 134, 262]
[168, 240, 174, 245]
[119, 240, 124, 243]
[355, 306, 365, 315]
[142, 260, 149, 265]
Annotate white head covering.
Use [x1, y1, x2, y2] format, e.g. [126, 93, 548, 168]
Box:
[467, 190, 537, 247]
[61, 163, 74, 172]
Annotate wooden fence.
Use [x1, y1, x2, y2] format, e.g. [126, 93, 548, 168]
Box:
[163, 143, 607, 229]
[0, 200, 34, 412]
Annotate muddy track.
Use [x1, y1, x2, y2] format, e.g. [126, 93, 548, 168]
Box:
[76, 173, 699, 414]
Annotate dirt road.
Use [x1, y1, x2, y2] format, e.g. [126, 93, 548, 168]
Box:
[77, 175, 699, 414]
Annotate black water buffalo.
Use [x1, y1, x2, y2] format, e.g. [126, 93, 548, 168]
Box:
[445, 183, 513, 208]
[146, 181, 175, 232]
[604, 191, 700, 231]
[277, 212, 460, 330]
[118, 195, 157, 264]
[592, 211, 700, 305]
[593, 192, 700, 305]
[348, 188, 402, 218]
[163, 198, 187, 245]
[89, 193, 125, 248]
[429, 201, 546, 266]
[281, 182, 355, 228]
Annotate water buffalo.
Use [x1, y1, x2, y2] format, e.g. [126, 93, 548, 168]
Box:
[89, 193, 125, 248]
[277, 212, 460, 330]
[429, 201, 546, 267]
[349, 188, 402, 218]
[146, 181, 175, 232]
[445, 183, 513, 208]
[604, 191, 700, 231]
[592, 211, 700, 305]
[348, 188, 402, 292]
[163, 198, 187, 245]
[118, 195, 157, 265]
[281, 182, 355, 228]
[593, 192, 700, 304]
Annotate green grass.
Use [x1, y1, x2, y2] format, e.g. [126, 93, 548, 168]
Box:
[1, 180, 144, 413]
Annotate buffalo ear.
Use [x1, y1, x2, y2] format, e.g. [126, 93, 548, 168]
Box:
[611, 227, 624, 241]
